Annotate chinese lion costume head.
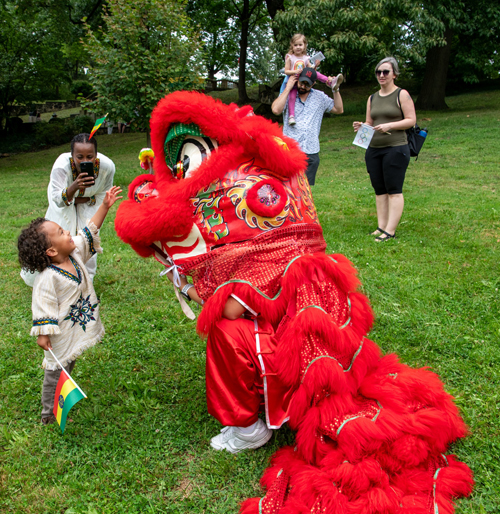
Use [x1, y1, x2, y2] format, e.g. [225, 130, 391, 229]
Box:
[115, 91, 327, 330]
[115, 92, 473, 514]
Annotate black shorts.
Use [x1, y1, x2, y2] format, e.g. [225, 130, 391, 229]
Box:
[365, 145, 410, 195]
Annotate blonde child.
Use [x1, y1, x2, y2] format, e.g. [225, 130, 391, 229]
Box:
[283, 34, 343, 125]
[17, 186, 122, 425]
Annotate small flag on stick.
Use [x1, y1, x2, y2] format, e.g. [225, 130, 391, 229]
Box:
[88, 113, 108, 140]
[49, 349, 87, 433]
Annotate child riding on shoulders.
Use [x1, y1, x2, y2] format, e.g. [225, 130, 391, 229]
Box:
[283, 33, 344, 125]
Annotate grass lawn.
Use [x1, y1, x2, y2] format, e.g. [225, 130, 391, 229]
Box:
[0, 89, 499, 513]
[17, 107, 83, 124]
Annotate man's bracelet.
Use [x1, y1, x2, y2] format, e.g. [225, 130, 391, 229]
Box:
[180, 284, 194, 301]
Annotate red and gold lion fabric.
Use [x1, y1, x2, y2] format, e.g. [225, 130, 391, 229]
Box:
[115, 91, 473, 513]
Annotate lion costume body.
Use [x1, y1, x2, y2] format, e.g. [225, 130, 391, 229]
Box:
[115, 91, 473, 513]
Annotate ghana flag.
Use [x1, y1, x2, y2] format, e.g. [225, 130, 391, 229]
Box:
[88, 113, 108, 140]
[53, 368, 86, 433]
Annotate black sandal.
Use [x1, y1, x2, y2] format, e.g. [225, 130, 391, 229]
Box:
[375, 229, 395, 242]
[370, 227, 384, 236]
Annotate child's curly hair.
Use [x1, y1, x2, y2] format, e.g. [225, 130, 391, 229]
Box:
[18, 218, 52, 273]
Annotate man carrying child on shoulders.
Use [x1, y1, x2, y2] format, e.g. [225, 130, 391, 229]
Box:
[272, 67, 344, 186]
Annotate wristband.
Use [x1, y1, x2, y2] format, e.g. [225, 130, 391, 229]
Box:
[62, 188, 72, 206]
[180, 284, 194, 301]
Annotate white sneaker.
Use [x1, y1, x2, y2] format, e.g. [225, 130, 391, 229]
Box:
[331, 73, 344, 93]
[210, 419, 273, 454]
[288, 116, 296, 126]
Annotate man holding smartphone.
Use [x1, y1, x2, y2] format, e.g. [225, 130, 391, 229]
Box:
[21, 133, 116, 286]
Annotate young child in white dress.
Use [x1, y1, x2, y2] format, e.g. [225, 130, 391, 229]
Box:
[283, 33, 344, 125]
[17, 186, 122, 425]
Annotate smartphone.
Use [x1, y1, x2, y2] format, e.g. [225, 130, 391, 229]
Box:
[80, 161, 95, 180]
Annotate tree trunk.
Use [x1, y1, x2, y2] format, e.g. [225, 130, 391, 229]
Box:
[208, 68, 217, 91]
[0, 102, 12, 136]
[264, 0, 284, 41]
[237, 0, 251, 105]
[415, 28, 453, 111]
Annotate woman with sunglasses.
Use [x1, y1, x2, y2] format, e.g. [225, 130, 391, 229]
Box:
[353, 57, 416, 241]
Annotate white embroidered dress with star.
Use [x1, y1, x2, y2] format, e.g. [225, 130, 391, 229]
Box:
[30, 221, 105, 370]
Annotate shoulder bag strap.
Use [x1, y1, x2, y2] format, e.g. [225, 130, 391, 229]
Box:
[397, 87, 404, 119]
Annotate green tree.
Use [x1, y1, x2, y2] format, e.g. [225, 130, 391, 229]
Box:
[48, 0, 106, 81]
[187, 0, 239, 89]
[0, 0, 107, 132]
[186, 0, 278, 103]
[83, 0, 203, 144]
[411, 0, 500, 109]
[246, 24, 281, 85]
[263, 0, 285, 40]
[273, 0, 395, 81]
[0, 1, 63, 130]
[232, 0, 269, 103]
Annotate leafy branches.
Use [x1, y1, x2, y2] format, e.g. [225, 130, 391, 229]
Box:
[187, 0, 240, 82]
[274, 0, 397, 80]
[0, 1, 63, 125]
[273, 0, 499, 107]
[82, 0, 203, 139]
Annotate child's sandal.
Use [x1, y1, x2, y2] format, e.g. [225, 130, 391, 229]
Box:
[332, 73, 344, 93]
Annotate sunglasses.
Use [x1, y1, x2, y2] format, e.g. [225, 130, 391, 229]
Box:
[298, 82, 312, 89]
[376, 69, 391, 77]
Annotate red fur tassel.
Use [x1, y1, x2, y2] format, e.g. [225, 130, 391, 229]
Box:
[391, 435, 430, 466]
[239, 498, 260, 514]
[436, 459, 474, 500]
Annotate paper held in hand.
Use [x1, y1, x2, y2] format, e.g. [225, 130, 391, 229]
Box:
[353, 124, 375, 149]
[310, 52, 325, 63]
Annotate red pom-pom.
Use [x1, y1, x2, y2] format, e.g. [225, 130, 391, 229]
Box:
[246, 178, 287, 218]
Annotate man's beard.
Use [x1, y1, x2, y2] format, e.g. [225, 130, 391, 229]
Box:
[298, 87, 309, 95]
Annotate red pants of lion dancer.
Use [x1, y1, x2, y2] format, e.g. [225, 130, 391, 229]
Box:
[206, 317, 291, 429]
[202, 254, 473, 513]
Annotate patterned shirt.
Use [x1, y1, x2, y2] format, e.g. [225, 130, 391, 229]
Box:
[283, 89, 334, 155]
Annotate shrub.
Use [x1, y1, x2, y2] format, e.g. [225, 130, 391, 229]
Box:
[34, 121, 74, 148]
[69, 115, 94, 134]
[70, 80, 94, 98]
[33, 116, 95, 149]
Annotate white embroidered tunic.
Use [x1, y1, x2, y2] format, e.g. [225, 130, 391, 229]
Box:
[30, 222, 104, 370]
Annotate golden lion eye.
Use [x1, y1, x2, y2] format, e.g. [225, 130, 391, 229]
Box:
[175, 136, 218, 179]
[173, 158, 187, 180]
